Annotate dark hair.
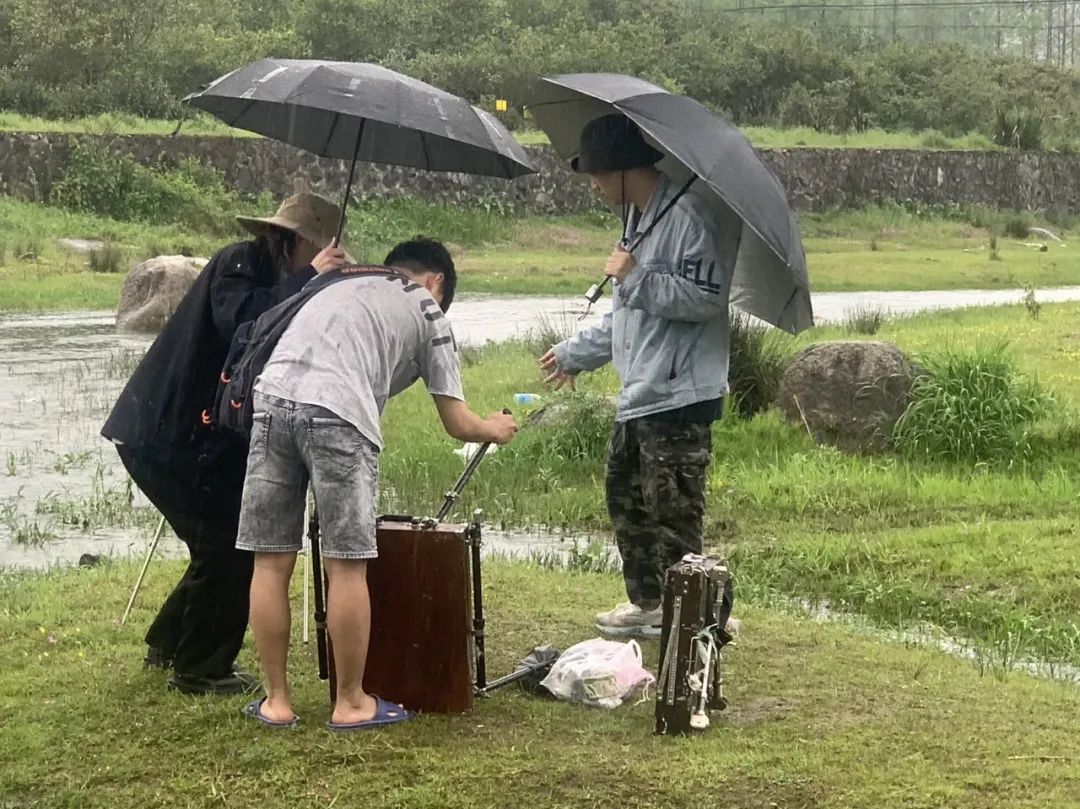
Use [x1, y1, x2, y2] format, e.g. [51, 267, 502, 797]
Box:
[254, 225, 298, 278]
[384, 237, 457, 312]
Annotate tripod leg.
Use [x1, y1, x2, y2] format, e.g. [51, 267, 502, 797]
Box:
[121, 514, 166, 625]
[309, 503, 329, 680]
[302, 548, 310, 644]
[469, 523, 487, 693]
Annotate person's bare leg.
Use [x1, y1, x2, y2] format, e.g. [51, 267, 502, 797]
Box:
[248, 551, 298, 721]
[324, 557, 378, 724]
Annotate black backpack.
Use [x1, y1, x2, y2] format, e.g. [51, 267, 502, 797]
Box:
[210, 266, 399, 439]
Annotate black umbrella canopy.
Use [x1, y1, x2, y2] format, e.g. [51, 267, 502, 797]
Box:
[529, 73, 812, 334]
[184, 59, 535, 179]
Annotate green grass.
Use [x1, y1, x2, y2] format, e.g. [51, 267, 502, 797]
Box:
[737, 516, 1080, 672]
[2, 114, 1040, 151]
[512, 128, 551, 146]
[370, 302, 1080, 671]
[741, 125, 1002, 151]
[3, 560, 1080, 808]
[4, 196, 1080, 312]
[0, 111, 258, 138]
[0, 198, 234, 311]
[3, 290, 1080, 806]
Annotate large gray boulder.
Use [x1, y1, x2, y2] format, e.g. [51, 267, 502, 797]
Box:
[776, 341, 916, 451]
[116, 256, 206, 333]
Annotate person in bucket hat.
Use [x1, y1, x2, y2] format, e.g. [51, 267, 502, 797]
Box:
[235, 192, 341, 254]
[102, 193, 349, 695]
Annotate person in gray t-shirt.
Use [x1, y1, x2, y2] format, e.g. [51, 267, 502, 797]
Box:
[236, 239, 518, 731]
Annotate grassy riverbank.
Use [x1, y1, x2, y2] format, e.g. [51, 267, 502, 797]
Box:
[2, 560, 1079, 809]
[1, 197, 1078, 312]
[3, 295, 1080, 806]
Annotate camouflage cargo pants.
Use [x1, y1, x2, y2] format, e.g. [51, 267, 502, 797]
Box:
[605, 418, 713, 610]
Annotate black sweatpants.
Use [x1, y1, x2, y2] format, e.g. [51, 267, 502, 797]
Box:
[118, 446, 253, 679]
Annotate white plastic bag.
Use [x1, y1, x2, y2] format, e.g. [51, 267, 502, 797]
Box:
[540, 638, 656, 708]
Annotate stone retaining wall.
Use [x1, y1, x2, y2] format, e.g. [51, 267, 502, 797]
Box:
[2, 132, 1077, 214]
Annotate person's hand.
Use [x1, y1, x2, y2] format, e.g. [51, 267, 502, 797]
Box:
[603, 246, 637, 284]
[311, 245, 349, 275]
[485, 411, 519, 445]
[539, 349, 577, 391]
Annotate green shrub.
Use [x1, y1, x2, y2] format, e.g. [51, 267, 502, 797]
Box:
[345, 196, 514, 263]
[1002, 215, 1032, 239]
[919, 130, 952, 149]
[87, 244, 125, 273]
[893, 345, 1052, 465]
[500, 391, 615, 465]
[992, 110, 1043, 150]
[843, 306, 887, 335]
[50, 142, 248, 234]
[727, 312, 794, 419]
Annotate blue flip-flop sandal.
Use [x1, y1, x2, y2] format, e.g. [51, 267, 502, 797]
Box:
[326, 696, 415, 733]
[244, 698, 299, 728]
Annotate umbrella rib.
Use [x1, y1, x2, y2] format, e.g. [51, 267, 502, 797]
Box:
[464, 105, 512, 180]
[322, 112, 342, 157]
[227, 97, 260, 129]
[420, 131, 434, 172]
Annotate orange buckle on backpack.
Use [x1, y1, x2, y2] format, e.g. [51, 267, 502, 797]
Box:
[220, 371, 232, 383]
[200, 409, 213, 426]
[230, 399, 243, 410]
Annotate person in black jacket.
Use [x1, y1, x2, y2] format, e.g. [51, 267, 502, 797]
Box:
[102, 192, 348, 695]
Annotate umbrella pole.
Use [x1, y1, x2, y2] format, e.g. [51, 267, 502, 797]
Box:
[579, 175, 698, 319]
[334, 121, 365, 246]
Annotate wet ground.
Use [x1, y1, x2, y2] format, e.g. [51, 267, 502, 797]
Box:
[4, 285, 1080, 571]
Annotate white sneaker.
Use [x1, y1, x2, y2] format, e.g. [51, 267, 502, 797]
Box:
[594, 602, 663, 638]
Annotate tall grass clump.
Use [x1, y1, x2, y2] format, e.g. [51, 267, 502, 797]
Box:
[843, 305, 887, 335]
[727, 312, 794, 418]
[518, 312, 574, 358]
[1002, 214, 1033, 239]
[992, 109, 1043, 151]
[503, 391, 615, 465]
[87, 244, 125, 273]
[919, 130, 953, 149]
[893, 345, 1052, 465]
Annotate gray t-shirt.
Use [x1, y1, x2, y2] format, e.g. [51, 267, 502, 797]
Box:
[254, 273, 464, 449]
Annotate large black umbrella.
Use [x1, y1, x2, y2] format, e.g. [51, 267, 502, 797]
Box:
[528, 74, 812, 334]
[184, 58, 536, 240]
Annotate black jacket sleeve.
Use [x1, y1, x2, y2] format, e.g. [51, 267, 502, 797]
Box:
[209, 244, 317, 341]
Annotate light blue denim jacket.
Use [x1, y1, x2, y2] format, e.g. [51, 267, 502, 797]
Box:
[552, 173, 739, 422]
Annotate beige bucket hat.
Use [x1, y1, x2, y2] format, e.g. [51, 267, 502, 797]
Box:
[235, 193, 343, 250]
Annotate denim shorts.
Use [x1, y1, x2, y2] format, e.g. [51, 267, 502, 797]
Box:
[235, 392, 379, 560]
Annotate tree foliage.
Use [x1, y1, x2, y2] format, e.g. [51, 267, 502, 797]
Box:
[1, 0, 1078, 145]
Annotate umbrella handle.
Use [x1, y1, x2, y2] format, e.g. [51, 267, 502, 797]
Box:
[576, 173, 698, 320]
[579, 277, 610, 320]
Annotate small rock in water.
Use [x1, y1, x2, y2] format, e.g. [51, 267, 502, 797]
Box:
[58, 238, 107, 253]
[78, 553, 103, 568]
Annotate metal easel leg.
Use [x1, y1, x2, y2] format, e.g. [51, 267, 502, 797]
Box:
[302, 545, 310, 644]
[468, 510, 487, 693]
[121, 514, 166, 625]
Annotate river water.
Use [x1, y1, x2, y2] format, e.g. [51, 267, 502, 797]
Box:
[4, 285, 1080, 571]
